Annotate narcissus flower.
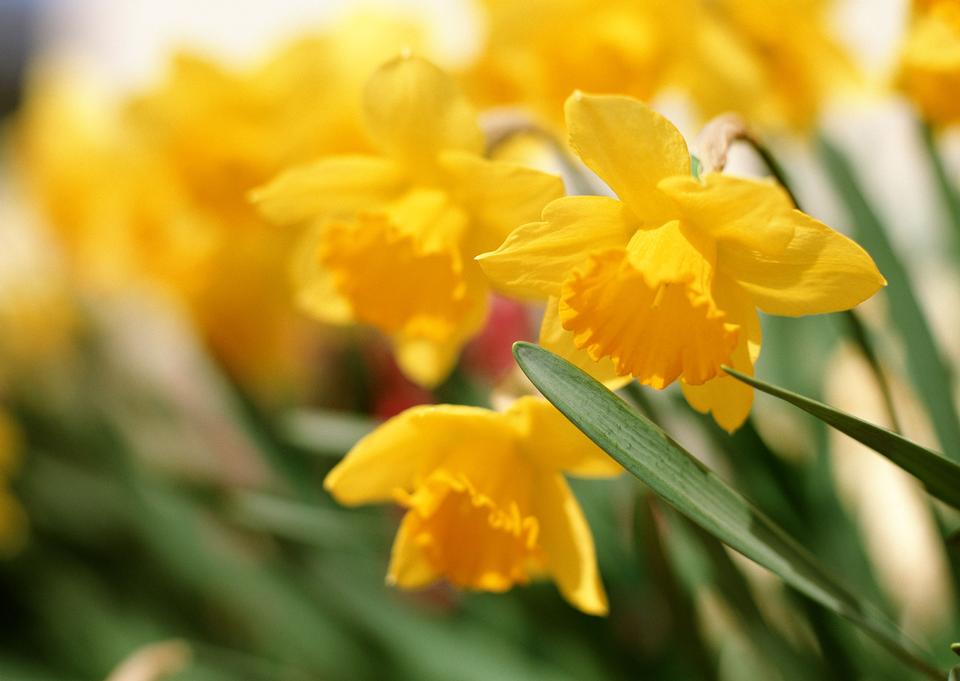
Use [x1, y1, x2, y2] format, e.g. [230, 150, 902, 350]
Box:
[255, 55, 563, 388]
[898, 0, 960, 126]
[16, 13, 423, 400]
[324, 396, 620, 614]
[478, 94, 885, 431]
[466, 0, 856, 131]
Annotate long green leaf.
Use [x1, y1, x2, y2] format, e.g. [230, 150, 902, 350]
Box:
[512, 342, 942, 680]
[724, 367, 960, 511]
[818, 136, 960, 464]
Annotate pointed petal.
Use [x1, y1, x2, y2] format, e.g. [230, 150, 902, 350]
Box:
[363, 55, 484, 172]
[564, 93, 689, 223]
[324, 404, 507, 505]
[438, 150, 565, 255]
[476, 195, 637, 300]
[252, 155, 406, 224]
[657, 174, 796, 255]
[534, 473, 609, 615]
[720, 211, 886, 316]
[539, 296, 631, 390]
[508, 397, 622, 477]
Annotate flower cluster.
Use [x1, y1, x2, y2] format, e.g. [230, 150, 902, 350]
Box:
[263, 54, 884, 609]
[17, 0, 956, 616]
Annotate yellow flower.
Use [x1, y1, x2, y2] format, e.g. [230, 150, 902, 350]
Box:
[254, 55, 563, 388]
[697, 0, 859, 130]
[16, 14, 423, 400]
[898, 0, 960, 126]
[478, 94, 885, 431]
[324, 396, 620, 614]
[466, 0, 855, 131]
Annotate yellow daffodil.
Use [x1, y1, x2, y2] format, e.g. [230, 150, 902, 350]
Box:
[898, 0, 960, 126]
[325, 396, 620, 614]
[478, 94, 885, 431]
[254, 55, 563, 388]
[467, 0, 855, 131]
[16, 14, 423, 400]
[700, 0, 858, 130]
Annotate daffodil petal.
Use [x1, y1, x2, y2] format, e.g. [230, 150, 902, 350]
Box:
[564, 93, 689, 223]
[363, 55, 484, 171]
[680, 275, 760, 432]
[324, 404, 509, 505]
[720, 210, 886, 316]
[507, 396, 622, 478]
[476, 195, 637, 300]
[438, 150, 565, 255]
[252, 155, 406, 224]
[534, 473, 609, 615]
[394, 258, 490, 388]
[657, 174, 796, 255]
[539, 296, 631, 390]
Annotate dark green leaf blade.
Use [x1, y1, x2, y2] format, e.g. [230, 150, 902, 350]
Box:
[724, 366, 960, 511]
[512, 342, 942, 680]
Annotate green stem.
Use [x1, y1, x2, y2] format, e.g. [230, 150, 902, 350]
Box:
[919, 121, 960, 259]
[838, 311, 901, 434]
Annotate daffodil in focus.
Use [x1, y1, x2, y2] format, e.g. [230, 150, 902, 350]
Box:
[898, 0, 960, 126]
[254, 55, 563, 388]
[479, 94, 885, 431]
[325, 396, 620, 614]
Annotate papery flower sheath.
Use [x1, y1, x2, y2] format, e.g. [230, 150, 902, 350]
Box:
[324, 396, 621, 614]
[254, 55, 564, 388]
[478, 93, 885, 431]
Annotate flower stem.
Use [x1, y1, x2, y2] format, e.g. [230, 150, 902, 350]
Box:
[919, 121, 960, 260]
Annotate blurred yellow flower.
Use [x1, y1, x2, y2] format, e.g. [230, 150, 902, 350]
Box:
[479, 94, 885, 431]
[467, 0, 856, 131]
[255, 55, 563, 388]
[898, 0, 960, 126]
[15, 13, 423, 400]
[701, 0, 858, 130]
[325, 396, 620, 614]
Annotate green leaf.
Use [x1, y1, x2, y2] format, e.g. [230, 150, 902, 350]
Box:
[281, 408, 376, 458]
[818, 136, 960, 464]
[723, 367, 960, 511]
[512, 342, 943, 680]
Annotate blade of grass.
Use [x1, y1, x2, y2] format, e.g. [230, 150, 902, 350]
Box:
[724, 367, 960, 510]
[818, 136, 960, 463]
[281, 409, 376, 459]
[513, 342, 942, 680]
